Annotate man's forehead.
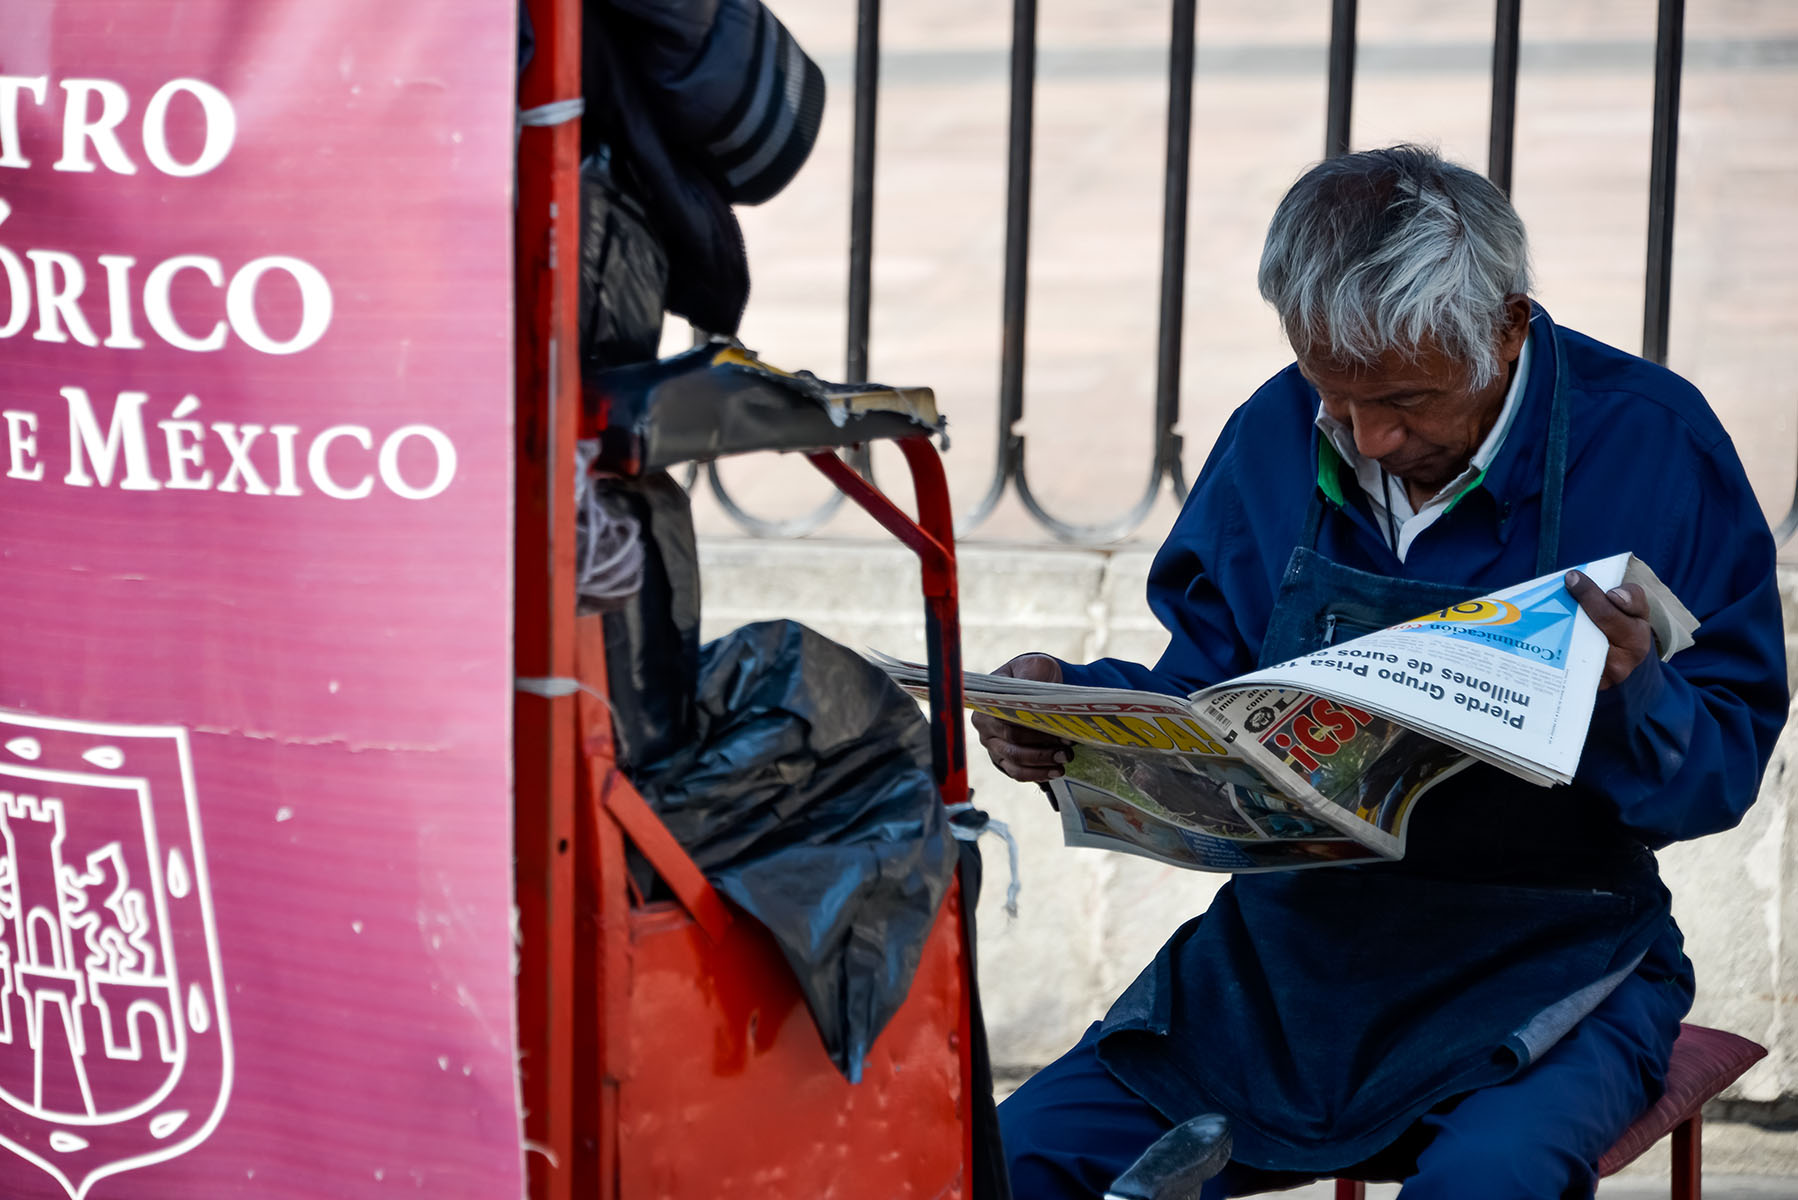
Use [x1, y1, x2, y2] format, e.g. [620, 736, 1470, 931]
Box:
[1298, 342, 1457, 389]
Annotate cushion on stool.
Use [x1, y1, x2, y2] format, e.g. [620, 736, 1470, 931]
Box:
[1596, 1023, 1767, 1176]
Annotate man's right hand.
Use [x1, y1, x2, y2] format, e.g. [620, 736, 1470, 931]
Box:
[972, 653, 1073, 783]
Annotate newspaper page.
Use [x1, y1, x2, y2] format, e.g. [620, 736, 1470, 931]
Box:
[1192, 686, 1475, 855]
[1197, 553, 1695, 787]
[874, 553, 1694, 873]
[1055, 777, 1382, 872]
[875, 660, 1402, 871]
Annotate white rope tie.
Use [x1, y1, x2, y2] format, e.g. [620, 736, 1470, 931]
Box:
[517, 97, 585, 129]
[946, 801, 1021, 918]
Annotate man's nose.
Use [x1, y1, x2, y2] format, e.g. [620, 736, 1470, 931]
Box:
[1349, 403, 1405, 460]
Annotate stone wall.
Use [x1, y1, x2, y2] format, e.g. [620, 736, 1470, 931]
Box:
[697, 538, 1798, 1102]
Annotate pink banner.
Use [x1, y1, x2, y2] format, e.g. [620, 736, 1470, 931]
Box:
[0, 3, 522, 1197]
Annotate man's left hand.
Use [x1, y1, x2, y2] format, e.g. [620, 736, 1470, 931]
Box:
[1565, 570, 1655, 689]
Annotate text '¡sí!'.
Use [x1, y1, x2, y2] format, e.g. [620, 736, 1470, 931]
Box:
[0, 75, 455, 502]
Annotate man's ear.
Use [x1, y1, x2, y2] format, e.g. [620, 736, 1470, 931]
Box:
[1498, 294, 1532, 362]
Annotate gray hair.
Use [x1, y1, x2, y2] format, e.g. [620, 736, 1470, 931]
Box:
[1257, 145, 1532, 390]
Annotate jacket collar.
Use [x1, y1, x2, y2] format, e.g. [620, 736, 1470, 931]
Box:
[1470, 302, 1561, 512]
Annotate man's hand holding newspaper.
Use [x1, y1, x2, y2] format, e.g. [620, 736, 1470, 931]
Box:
[970, 654, 1070, 784]
[878, 553, 1697, 874]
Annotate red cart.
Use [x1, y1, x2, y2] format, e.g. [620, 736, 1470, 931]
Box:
[513, 5, 985, 1194]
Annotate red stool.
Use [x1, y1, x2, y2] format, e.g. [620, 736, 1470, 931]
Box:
[1331, 1023, 1768, 1200]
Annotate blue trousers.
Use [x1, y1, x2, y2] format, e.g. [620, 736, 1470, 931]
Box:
[999, 967, 1680, 1200]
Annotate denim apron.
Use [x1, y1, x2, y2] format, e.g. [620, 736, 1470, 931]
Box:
[1096, 323, 1671, 1172]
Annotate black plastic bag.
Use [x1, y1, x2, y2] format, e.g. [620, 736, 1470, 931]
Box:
[637, 620, 957, 1081]
[577, 150, 668, 371]
[598, 471, 700, 769]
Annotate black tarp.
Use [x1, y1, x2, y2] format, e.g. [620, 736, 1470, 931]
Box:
[634, 620, 958, 1082]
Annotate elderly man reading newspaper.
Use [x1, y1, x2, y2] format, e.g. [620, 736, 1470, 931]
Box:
[982, 146, 1789, 1200]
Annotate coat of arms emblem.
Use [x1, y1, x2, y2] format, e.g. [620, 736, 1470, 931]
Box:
[0, 711, 230, 1199]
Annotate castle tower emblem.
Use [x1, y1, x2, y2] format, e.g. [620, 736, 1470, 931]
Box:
[0, 713, 230, 1198]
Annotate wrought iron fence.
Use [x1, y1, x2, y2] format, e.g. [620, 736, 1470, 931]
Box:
[700, 0, 1796, 546]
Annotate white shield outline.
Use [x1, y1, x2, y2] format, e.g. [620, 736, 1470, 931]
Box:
[0, 710, 232, 1200]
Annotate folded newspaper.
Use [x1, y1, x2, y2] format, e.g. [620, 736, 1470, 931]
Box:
[877, 553, 1696, 873]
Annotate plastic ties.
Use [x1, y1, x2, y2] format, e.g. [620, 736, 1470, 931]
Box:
[946, 801, 1021, 918]
[516, 97, 585, 129]
[511, 98, 586, 206]
[514, 677, 610, 710]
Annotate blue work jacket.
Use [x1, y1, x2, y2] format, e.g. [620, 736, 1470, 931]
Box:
[1064, 312, 1786, 848]
[1055, 310, 1790, 1168]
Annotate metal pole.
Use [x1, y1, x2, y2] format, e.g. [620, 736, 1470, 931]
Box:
[960, 0, 1037, 533]
[1488, 0, 1522, 195]
[1010, 0, 1190, 544]
[1325, 0, 1357, 158]
[846, 0, 880, 384]
[1642, 0, 1684, 364]
[1154, 0, 1197, 490]
[514, 0, 582, 1194]
[998, 0, 1037, 446]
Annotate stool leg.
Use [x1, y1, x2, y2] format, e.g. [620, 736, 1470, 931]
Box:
[1671, 1112, 1701, 1200]
[1334, 1181, 1366, 1199]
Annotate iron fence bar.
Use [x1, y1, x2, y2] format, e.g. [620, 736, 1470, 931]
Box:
[1325, 0, 1357, 158]
[702, 434, 851, 534]
[1488, 0, 1521, 195]
[1014, 465, 1168, 543]
[1009, 0, 1200, 541]
[1775, 488, 1798, 546]
[1166, 434, 1191, 502]
[703, 459, 841, 536]
[706, 0, 890, 534]
[847, 0, 880, 387]
[957, 0, 1038, 535]
[1630, 1, 1789, 545]
[1642, 0, 1683, 365]
[845, 0, 882, 488]
[1156, 0, 1197, 504]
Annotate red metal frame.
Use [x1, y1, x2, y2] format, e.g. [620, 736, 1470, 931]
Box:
[808, 440, 974, 1180]
[561, 439, 975, 1199]
[573, 648, 629, 1198]
[808, 439, 968, 810]
[598, 767, 734, 941]
[512, 10, 974, 1190]
[514, 0, 583, 1196]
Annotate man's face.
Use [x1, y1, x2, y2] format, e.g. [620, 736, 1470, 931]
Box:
[1297, 299, 1531, 498]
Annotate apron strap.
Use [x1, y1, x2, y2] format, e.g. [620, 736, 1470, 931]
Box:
[1302, 482, 1327, 551]
[1535, 320, 1571, 575]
